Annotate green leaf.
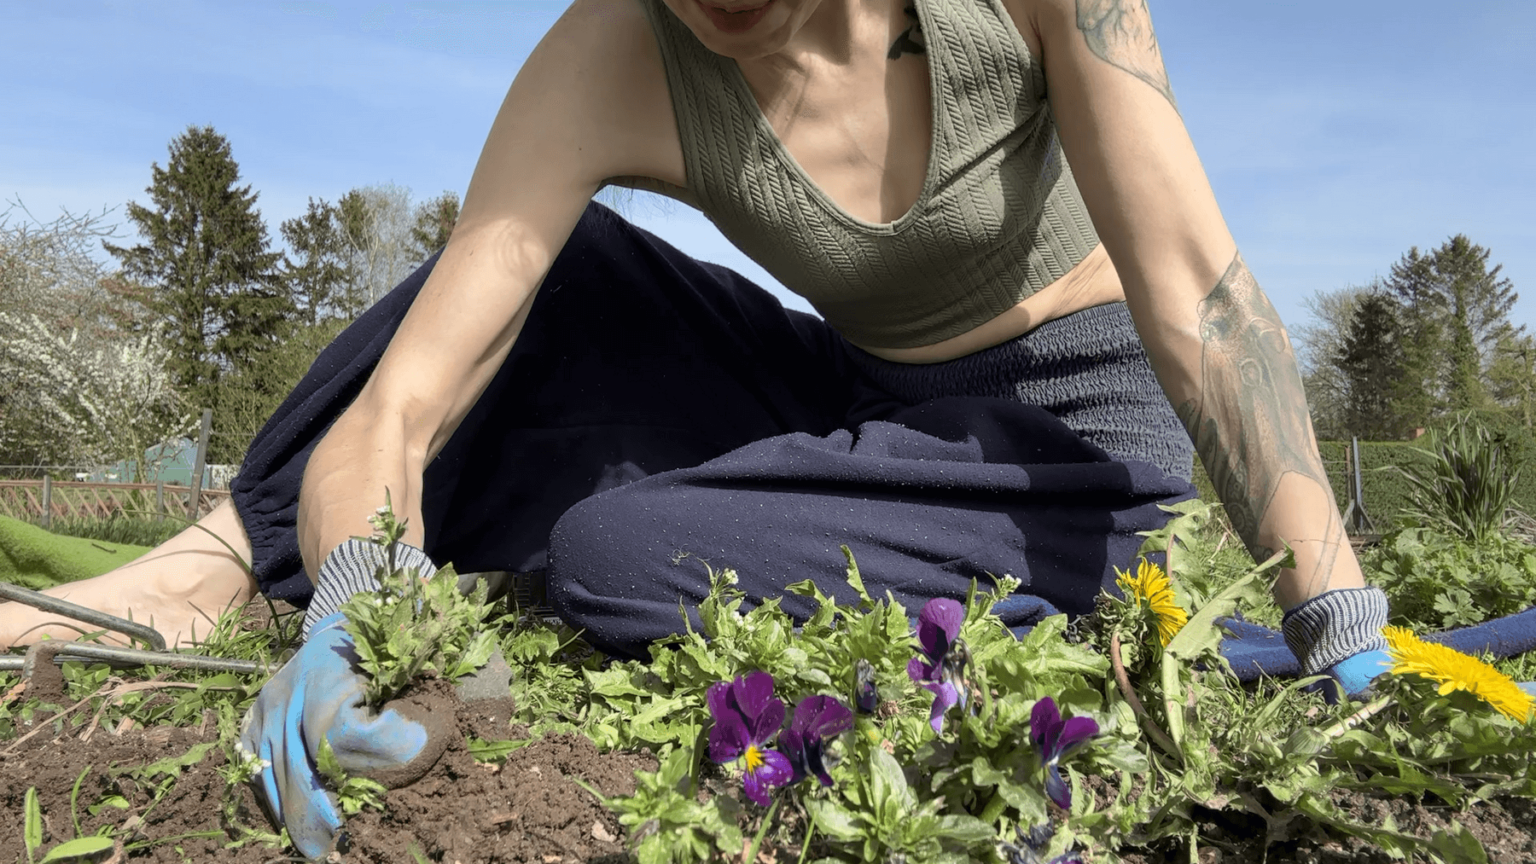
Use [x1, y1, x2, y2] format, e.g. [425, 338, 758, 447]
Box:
[114, 742, 216, 781]
[466, 736, 532, 763]
[24, 786, 43, 859]
[1164, 554, 1277, 663]
[931, 813, 995, 846]
[868, 745, 913, 814]
[86, 797, 129, 817]
[840, 545, 875, 610]
[1427, 824, 1490, 864]
[195, 672, 243, 692]
[315, 735, 347, 788]
[38, 836, 115, 863]
[445, 630, 499, 680]
[804, 799, 864, 842]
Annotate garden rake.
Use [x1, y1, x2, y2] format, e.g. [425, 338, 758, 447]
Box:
[0, 580, 271, 677]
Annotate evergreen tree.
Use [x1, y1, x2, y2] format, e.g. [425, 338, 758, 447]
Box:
[408, 191, 460, 262]
[104, 126, 289, 412]
[280, 197, 364, 325]
[1333, 290, 1406, 439]
[1487, 332, 1536, 432]
[1383, 235, 1522, 420]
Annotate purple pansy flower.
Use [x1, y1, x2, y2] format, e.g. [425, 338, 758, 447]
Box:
[779, 695, 855, 786]
[906, 597, 967, 734]
[1030, 696, 1099, 811]
[707, 671, 793, 806]
[999, 823, 1085, 864]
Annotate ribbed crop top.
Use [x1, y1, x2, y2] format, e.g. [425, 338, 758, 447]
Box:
[624, 0, 1101, 348]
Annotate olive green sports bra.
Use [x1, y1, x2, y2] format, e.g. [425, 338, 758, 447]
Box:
[623, 0, 1100, 349]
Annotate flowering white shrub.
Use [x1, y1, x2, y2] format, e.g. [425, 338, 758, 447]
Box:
[0, 311, 191, 474]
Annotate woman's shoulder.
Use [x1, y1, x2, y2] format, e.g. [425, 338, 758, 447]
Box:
[503, 0, 685, 190]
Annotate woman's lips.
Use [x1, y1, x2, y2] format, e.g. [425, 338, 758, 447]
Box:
[697, 0, 773, 33]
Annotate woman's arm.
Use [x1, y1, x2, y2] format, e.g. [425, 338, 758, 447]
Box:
[297, 0, 684, 580]
[1013, 0, 1364, 610]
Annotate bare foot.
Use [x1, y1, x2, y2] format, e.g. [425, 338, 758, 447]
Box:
[0, 499, 261, 650]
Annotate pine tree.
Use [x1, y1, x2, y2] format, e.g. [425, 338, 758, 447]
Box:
[104, 126, 290, 412]
[408, 191, 460, 263]
[1487, 332, 1536, 432]
[1333, 290, 1406, 439]
[1382, 235, 1522, 423]
[280, 197, 364, 325]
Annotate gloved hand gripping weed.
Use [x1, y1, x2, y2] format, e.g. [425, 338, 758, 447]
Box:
[241, 496, 499, 859]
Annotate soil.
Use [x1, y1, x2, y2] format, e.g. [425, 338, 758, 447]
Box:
[1102, 781, 1536, 863]
[2, 671, 1533, 863]
[0, 678, 654, 864]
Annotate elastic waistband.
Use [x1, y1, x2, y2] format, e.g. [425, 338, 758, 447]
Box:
[843, 301, 1145, 404]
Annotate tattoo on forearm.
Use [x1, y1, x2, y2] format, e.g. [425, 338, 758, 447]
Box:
[1074, 0, 1178, 112]
[888, 5, 926, 60]
[1175, 253, 1342, 593]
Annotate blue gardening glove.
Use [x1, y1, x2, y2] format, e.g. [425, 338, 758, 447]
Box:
[241, 612, 442, 859]
[1282, 587, 1392, 703]
[242, 540, 446, 860]
[1325, 649, 1393, 701]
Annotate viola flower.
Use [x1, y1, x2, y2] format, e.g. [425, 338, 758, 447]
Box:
[1116, 557, 1188, 647]
[707, 671, 793, 805]
[779, 695, 855, 786]
[998, 822, 1085, 864]
[853, 658, 879, 714]
[907, 597, 967, 734]
[1384, 626, 1534, 722]
[1030, 696, 1099, 810]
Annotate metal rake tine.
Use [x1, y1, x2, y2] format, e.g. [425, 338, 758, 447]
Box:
[1, 641, 272, 676]
[0, 580, 167, 652]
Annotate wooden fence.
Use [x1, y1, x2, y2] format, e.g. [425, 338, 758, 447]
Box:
[0, 480, 230, 524]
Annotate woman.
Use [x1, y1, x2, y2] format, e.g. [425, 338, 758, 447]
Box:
[2, 0, 1389, 854]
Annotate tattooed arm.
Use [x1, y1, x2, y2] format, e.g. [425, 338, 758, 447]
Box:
[1010, 0, 1364, 609]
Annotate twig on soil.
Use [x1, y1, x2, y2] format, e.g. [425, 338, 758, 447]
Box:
[4, 678, 223, 753]
[77, 675, 129, 743]
[1109, 632, 1182, 761]
[1, 690, 100, 755]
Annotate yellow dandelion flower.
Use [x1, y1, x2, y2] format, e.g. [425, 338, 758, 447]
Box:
[1384, 626, 1534, 722]
[1116, 558, 1188, 647]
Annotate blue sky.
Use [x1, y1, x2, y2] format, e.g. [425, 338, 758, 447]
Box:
[3, 1, 1533, 339]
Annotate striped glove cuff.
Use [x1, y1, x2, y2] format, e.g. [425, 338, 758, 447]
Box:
[301, 538, 437, 640]
[1280, 586, 1390, 676]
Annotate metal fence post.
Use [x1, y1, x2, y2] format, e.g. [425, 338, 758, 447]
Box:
[41, 476, 52, 530]
[188, 408, 212, 521]
[1341, 436, 1378, 537]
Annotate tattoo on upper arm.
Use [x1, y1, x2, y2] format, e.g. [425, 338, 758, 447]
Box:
[1175, 253, 1342, 592]
[1074, 0, 1178, 112]
[888, 4, 926, 60]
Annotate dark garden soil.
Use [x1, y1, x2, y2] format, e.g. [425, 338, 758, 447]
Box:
[1105, 783, 1536, 863]
[0, 676, 655, 864]
[3, 668, 1533, 863]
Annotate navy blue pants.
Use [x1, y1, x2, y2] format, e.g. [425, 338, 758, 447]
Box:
[233, 203, 1199, 659]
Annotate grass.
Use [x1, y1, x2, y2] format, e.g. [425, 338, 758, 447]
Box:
[27, 513, 181, 550]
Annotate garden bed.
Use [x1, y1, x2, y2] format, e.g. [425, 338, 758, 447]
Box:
[0, 680, 653, 863]
[4, 658, 1534, 863]
[5, 485, 1536, 862]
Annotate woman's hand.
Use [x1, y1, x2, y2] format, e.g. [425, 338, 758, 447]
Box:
[241, 613, 441, 859]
